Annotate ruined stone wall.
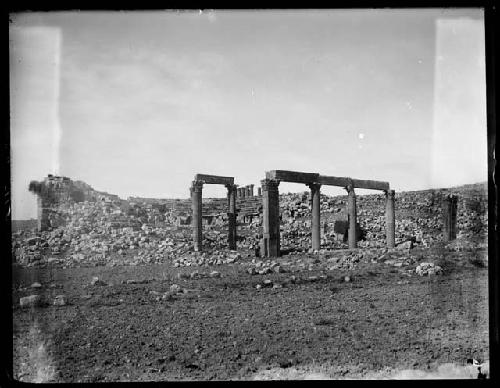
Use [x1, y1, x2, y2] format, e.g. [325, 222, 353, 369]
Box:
[29, 175, 122, 231]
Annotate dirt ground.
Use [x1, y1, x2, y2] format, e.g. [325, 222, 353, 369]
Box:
[12, 246, 489, 381]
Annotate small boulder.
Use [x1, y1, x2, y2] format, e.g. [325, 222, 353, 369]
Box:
[397, 240, 413, 250]
[91, 276, 107, 286]
[20, 295, 42, 308]
[53, 295, 66, 306]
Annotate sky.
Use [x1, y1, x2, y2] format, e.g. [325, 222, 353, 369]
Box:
[9, 9, 487, 220]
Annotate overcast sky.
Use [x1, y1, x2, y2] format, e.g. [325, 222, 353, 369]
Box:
[10, 9, 487, 220]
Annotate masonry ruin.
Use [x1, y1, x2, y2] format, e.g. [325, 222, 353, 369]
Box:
[260, 170, 395, 257]
[442, 194, 458, 242]
[190, 174, 237, 251]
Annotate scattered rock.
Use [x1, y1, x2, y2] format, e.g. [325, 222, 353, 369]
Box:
[53, 295, 66, 306]
[397, 240, 413, 250]
[20, 295, 43, 308]
[91, 276, 107, 286]
[126, 279, 150, 284]
[30, 282, 42, 289]
[169, 284, 182, 293]
[416, 262, 443, 276]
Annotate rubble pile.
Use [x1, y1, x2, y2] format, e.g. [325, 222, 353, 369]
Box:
[276, 186, 487, 252]
[280, 192, 349, 251]
[172, 251, 241, 267]
[12, 197, 192, 267]
[12, 176, 487, 268]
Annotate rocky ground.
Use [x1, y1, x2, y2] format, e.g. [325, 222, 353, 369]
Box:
[11, 181, 489, 381]
[12, 243, 489, 381]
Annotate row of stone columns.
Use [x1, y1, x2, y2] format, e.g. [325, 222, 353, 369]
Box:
[190, 180, 237, 251]
[260, 178, 396, 257]
[190, 178, 457, 254]
[237, 184, 255, 199]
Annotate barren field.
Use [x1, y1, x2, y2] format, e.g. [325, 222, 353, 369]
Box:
[12, 244, 489, 381]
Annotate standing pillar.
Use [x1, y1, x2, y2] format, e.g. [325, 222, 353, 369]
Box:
[249, 184, 254, 197]
[258, 187, 262, 196]
[346, 183, 357, 249]
[190, 180, 203, 251]
[442, 194, 458, 242]
[261, 179, 280, 257]
[308, 183, 321, 251]
[226, 184, 237, 250]
[241, 187, 246, 199]
[385, 189, 395, 248]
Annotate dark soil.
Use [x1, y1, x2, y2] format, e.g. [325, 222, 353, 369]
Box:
[12, 247, 489, 381]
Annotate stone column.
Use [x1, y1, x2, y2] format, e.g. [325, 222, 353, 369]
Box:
[385, 189, 395, 248]
[261, 179, 280, 257]
[190, 180, 203, 251]
[258, 187, 262, 196]
[249, 184, 254, 197]
[241, 187, 246, 199]
[226, 184, 237, 250]
[442, 194, 458, 242]
[346, 183, 357, 249]
[308, 183, 321, 251]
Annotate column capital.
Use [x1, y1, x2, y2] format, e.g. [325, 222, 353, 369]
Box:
[191, 180, 204, 192]
[260, 179, 280, 191]
[385, 189, 395, 199]
[307, 182, 321, 191]
[344, 178, 354, 193]
[443, 193, 458, 202]
[225, 183, 237, 193]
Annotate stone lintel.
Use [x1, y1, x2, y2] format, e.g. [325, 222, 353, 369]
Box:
[317, 176, 351, 187]
[194, 174, 234, 185]
[351, 179, 389, 191]
[266, 170, 320, 184]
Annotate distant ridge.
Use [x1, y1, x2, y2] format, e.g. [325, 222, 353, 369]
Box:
[12, 179, 487, 224]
